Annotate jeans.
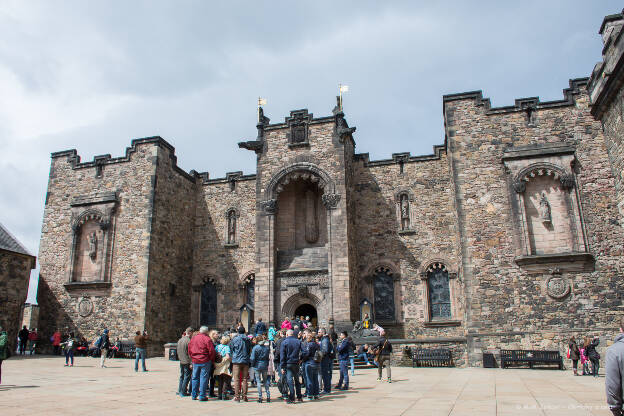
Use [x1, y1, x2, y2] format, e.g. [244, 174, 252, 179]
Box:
[254, 369, 270, 399]
[357, 353, 371, 365]
[320, 358, 332, 393]
[178, 363, 191, 395]
[350, 356, 354, 376]
[378, 355, 391, 380]
[591, 358, 600, 377]
[303, 362, 320, 397]
[65, 349, 74, 365]
[18, 339, 26, 355]
[135, 348, 147, 371]
[232, 363, 249, 400]
[100, 348, 108, 367]
[191, 362, 211, 399]
[285, 364, 302, 401]
[337, 360, 349, 389]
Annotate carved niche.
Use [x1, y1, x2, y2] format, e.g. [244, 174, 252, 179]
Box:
[67, 192, 117, 287]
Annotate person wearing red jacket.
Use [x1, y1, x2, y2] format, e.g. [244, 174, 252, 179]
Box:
[188, 326, 216, 401]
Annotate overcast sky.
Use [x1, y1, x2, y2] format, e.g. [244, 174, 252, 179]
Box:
[0, 1, 620, 303]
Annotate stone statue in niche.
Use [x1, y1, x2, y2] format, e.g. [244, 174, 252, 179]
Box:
[305, 189, 319, 243]
[539, 192, 551, 224]
[400, 194, 410, 230]
[227, 211, 236, 244]
[88, 231, 98, 260]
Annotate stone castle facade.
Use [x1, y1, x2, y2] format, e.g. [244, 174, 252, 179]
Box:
[37, 10, 624, 365]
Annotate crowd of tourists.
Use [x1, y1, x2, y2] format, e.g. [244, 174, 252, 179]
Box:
[175, 317, 392, 403]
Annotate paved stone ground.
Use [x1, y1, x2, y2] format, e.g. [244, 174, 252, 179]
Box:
[0, 356, 612, 415]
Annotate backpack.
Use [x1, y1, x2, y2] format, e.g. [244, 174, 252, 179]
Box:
[314, 349, 324, 363]
[327, 342, 336, 360]
[94, 336, 102, 348]
[277, 376, 288, 395]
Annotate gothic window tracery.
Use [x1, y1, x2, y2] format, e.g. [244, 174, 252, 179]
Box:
[373, 266, 395, 321]
[426, 263, 451, 320]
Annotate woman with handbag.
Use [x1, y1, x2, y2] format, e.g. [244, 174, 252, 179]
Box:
[214, 335, 232, 400]
[585, 337, 601, 377]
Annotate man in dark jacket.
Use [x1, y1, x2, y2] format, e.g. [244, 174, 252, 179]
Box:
[375, 335, 393, 383]
[188, 326, 216, 401]
[607, 318, 624, 415]
[99, 329, 111, 368]
[176, 327, 193, 396]
[318, 328, 334, 394]
[335, 331, 351, 390]
[18, 326, 29, 355]
[230, 326, 252, 402]
[301, 330, 321, 400]
[254, 318, 267, 336]
[280, 329, 302, 403]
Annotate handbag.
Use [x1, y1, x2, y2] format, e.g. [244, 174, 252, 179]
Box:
[215, 351, 223, 363]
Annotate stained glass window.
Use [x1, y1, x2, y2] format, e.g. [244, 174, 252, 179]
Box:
[428, 267, 451, 319]
[200, 281, 217, 326]
[374, 270, 395, 321]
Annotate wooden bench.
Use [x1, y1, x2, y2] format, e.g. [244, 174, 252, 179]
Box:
[500, 349, 563, 370]
[411, 348, 453, 367]
[116, 341, 136, 359]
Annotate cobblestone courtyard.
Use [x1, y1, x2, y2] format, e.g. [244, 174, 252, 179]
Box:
[0, 356, 612, 415]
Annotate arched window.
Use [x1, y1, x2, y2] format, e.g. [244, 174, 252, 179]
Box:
[427, 263, 451, 319]
[200, 281, 217, 326]
[373, 267, 395, 321]
[244, 276, 255, 309]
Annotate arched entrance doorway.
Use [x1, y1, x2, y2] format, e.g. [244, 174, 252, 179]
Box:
[294, 303, 318, 327]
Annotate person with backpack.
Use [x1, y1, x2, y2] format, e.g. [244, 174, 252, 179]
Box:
[335, 331, 351, 390]
[250, 335, 271, 403]
[585, 336, 601, 377]
[62, 332, 77, 367]
[0, 325, 9, 384]
[254, 318, 267, 336]
[375, 335, 393, 383]
[301, 329, 321, 400]
[318, 327, 334, 394]
[280, 329, 303, 404]
[568, 336, 580, 376]
[98, 329, 111, 368]
[230, 326, 252, 402]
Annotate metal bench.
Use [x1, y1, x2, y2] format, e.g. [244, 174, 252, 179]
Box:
[500, 349, 563, 370]
[411, 348, 453, 367]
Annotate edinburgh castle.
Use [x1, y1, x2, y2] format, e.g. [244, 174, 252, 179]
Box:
[33, 10, 624, 366]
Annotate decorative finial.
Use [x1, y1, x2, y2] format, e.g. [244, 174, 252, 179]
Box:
[257, 97, 267, 122]
[338, 84, 349, 110]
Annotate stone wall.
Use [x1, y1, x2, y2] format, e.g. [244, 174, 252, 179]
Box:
[0, 250, 35, 351]
[38, 139, 160, 346]
[352, 150, 463, 339]
[192, 176, 256, 328]
[144, 144, 196, 353]
[444, 80, 624, 366]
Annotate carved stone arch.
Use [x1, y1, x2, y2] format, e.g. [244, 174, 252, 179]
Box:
[266, 162, 335, 199]
[71, 208, 106, 231]
[224, 207, 241, 219]
[239, 270, 256, 287]
[514, 162, 575, 192]
[281, 292, 321, 318]
[394, 188, 415, 203]
[364, 262, 400, 283]
[419, 258, 458, 280]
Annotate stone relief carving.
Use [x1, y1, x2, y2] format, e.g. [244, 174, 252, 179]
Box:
[261, 199, 278, 215]
[88, 232, 98, 260]
[227, 210, 237, 244]
[278, 271, 329, 290]
[400, 193, 410, 230]
[322, 193, 341, 210]
[539, 192, 551, 224]
[546, 276, 570, 299]
[78, 298, 94, 317]
[512, 180, 526, 193]
[305, 189, 319, 243]
[559, 173, 576, 190]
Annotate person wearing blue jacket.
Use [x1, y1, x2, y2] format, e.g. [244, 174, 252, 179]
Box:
[250, 337, 271, 403]
[335, 331, 351, 390]
[280, 329, 303, 403]
[301, 330, 321, 400]
[229, 327, 252, 402]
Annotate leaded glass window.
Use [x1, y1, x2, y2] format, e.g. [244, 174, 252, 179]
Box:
[245, 278, 255, 309]
[374, 270, 395, 321]
[428, 266, 451, 319]
[200, 281, 217, 325]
